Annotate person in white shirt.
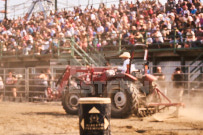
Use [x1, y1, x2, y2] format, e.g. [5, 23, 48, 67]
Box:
[90, 13, 96, 21]
[118, 52, 131, 73]
[40, 39, 50, 54]
[153, 29, 164, 43]
[146, 32, 153, 45]
[20, 28, 27, 37]
[186, 28, 196, 42]
[97, 23, 104, 34]
[59, 15, 65, 24]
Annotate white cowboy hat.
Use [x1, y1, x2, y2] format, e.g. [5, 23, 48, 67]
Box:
[119, 52, 131, 58]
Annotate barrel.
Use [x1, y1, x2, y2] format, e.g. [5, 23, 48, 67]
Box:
[79, 97, 111, 135]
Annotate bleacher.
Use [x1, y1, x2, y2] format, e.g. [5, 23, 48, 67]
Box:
[0, 0, 202, 96]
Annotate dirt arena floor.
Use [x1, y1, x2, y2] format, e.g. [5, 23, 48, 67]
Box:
[0, 97, 203, 135]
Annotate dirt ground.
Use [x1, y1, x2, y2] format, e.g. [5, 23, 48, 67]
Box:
[0, 98, 203, 135]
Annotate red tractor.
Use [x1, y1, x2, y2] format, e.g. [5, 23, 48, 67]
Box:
[53, 59, 183, 118]
[49, 45, 183, 118]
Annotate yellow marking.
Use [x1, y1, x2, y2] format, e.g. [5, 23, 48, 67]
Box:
[81, 119, 84, 129]
[104, 118, 109, 129]
[89, 107, 100, 114]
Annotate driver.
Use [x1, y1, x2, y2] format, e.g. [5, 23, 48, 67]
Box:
[118, 52, 131, 73]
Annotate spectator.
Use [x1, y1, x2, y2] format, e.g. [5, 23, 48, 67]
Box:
[176, 4, 183, 14]
[153, 67, 167, 95]
[134, 31, 144, 43]
[146, 32, 153, 46]
[80, 29, 88, 51]
[196, 27, 203, 46]
[168, 0, 176, 11]
[23, 40, 33, 55]
[0, 0, 202, 56]
[128, 33, 135, 46]
[154, 67, 165, 81]
[153, 28, 164, 45]
[6, 71, 17, 101]
[185, 27, 196, 47]
[38, 70, 48, 98]
[191, 5, 197, 14]
[200, 13, 203, 27]
[45, 69, 54, 100]
[40, 38, 50, 54]
[195, 0, 202, 13]
[97, 23, 104, 34]
[183, 6, 190, 15]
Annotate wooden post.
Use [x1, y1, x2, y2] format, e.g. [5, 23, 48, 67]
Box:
[0, 41, 2, 57]
[25, 68, 29, 101]
[152, 55, 157, 73]
[181, 56, 185, 73]
[173, 29, 177, 54]
[3, 69, 6, 99]
[188, 66, 190, 98]
[57, 40, 60, 57]
[71, 37, 74, 57]
[4, 0, 7, 19]
[55, 0, 57, 11]
[119, 32, 121, 52]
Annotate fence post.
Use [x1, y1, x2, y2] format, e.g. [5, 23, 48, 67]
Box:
[0, 41, 2, 57]
[87, 34, 90, 53]
[188, 66, 190, 98]
[71, 37, 75, 57]
[33, 41, 35, 57]
[51, 42, 54, 58]
[25, 68, 29, 101]
[57, 40, 60, 57]
[144, 31, 147, 45]
[3, 69, 6, 99]
[119, 32, 121, 52]
[173, 29, 177, 54]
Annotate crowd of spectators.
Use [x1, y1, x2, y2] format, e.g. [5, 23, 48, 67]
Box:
[0, 0, 202, 56]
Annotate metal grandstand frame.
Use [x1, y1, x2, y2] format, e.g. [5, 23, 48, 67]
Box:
[26, 0, 54, 21]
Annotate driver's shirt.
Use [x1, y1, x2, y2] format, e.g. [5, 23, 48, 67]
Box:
[118, 59, 130, 73]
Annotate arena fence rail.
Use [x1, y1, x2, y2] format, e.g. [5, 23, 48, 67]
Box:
[0, 65, 202, 102]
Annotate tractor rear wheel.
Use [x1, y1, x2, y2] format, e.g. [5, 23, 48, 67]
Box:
[107, 79, 139, 118]
[62, 88, 80, 115]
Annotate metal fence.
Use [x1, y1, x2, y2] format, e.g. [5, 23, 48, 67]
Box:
[0, 66, 66, 101]
[0, 65, 202, 102]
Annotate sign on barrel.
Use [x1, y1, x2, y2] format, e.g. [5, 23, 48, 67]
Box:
[79, 97, 111, 135]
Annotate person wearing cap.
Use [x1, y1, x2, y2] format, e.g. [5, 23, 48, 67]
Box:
[118, 52, 131, 73]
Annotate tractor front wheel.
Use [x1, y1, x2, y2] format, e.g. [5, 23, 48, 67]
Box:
[107, 80, 139, 118]
[62, 90, 80, 115]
